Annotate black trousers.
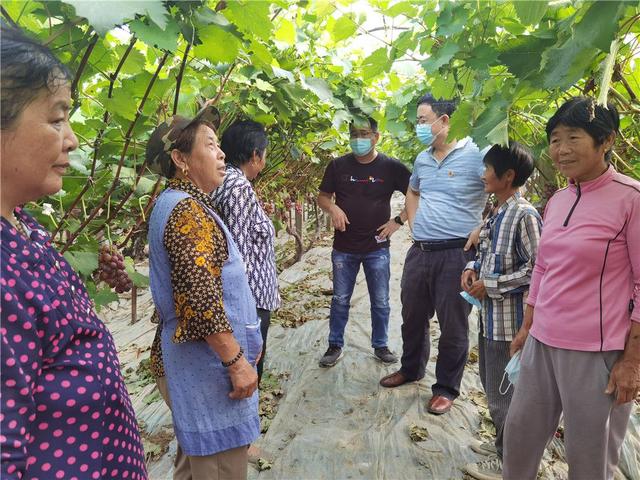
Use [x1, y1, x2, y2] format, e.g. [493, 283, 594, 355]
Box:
[399, 243, 475, 399]
[256, 308, 271, 384]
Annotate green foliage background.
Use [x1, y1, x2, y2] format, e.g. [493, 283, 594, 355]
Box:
[3, 0, 639, 305]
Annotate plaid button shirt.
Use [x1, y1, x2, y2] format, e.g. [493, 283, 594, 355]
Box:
[211, 165, 281, 311]
[468, 193, 542, 341]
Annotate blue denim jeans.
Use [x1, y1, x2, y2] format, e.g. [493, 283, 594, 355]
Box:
[329, 248, 391, 349]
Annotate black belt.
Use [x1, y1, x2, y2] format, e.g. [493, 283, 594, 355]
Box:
[414, 238, 468, 251]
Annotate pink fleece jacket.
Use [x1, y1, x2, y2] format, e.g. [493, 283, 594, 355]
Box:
[528, 167, 640, 351]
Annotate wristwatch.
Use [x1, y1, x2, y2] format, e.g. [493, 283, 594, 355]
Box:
[394, 215, 404, 226]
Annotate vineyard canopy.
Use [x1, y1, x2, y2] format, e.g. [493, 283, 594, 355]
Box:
[2, 0, 639, 304]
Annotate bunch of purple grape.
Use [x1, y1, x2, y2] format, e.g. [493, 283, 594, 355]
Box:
[98, 244, 133, 293]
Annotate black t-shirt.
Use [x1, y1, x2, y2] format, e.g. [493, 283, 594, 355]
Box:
[319, 152, 411, 253]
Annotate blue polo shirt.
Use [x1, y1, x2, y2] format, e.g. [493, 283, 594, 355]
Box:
[409, 137, 488, 241]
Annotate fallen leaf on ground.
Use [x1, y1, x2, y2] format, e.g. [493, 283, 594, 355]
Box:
[409, 424, 429, 442]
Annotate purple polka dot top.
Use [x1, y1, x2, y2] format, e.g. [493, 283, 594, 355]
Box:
[1, 209, 147, 480]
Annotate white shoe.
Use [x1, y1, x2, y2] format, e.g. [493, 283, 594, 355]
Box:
[470, 441, 498, 456]
[462, 456, 503, 480]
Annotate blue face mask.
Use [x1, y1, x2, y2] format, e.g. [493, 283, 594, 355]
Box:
[499, 350, 522, 395]
[350, 138, 374, 157]
[460, 290, 482, 308]
[416, 124, 434, 145]
[415, 116, 444, 146]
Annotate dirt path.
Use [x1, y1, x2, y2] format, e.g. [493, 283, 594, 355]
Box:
[104, 196, 640, 479]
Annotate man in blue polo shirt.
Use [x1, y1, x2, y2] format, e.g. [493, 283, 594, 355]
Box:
[380, 94, 487, 415]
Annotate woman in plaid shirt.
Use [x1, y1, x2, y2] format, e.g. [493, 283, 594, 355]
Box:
[211, 120, 281, 385]
[460, 141, 542, 480]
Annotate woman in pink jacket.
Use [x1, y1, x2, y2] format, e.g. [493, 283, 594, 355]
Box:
[503, 97, 640, 480]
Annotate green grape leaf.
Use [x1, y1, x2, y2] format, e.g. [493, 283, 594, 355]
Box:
[393, 30, 415, 57]
[65, 0, 167, 35]
[254, 113, 277, 126]
[124, 258, 150, 288]
[129, 18, 180, 52]
[421, 42, 459, 73]
[255, 78, 276, 92]
[332, 109, 352, 130]
[361, 47, 389, 80]
[448, 102, 475, 142]
[430, 74, 457, 99]
[64, 250, 98, 276]
[275, 18, 296, 45]
[471, 96, 509, 149]
[485, 118, 509, 148]
[514, 1, 547, 26]
[499, 35, 556, 80]
[436, 4, 467, 37]
[466, 45, 499, 70]
[223, 0, 273, 41]
[272, 67, 295, 83]
[92, 287, 119, 310]
[332, 15, 358, 42]
[540, 40, 599, 89]
[314, 0, 336, 17]
[249, 40, 274, 68]
[303, 77, 334, 102]
[574, 1, 626, 52]
[384, 1, 418, 18]
[384, 119, 407, 136]
[102, 92, 138, 121]
[193, 25, 241, 64]
[114, 45, 146, 75]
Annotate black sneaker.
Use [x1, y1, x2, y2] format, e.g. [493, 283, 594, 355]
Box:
[319, 346, 343, 367]
[374, 347, 398, 364]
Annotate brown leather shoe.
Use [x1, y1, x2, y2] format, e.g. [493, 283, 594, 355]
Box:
[380, 370, 411, 388]
[427, 395, 453, 415]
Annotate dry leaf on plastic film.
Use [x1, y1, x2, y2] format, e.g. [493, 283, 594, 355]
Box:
[468, 346, 479, 364]
[409, 424, 430, 442]
[256, 458, 273, 471]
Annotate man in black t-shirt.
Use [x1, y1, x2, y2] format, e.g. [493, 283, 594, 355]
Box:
[317, 117, 411, 368]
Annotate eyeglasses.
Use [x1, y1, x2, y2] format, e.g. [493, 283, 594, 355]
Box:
[349, 130, 374, 138]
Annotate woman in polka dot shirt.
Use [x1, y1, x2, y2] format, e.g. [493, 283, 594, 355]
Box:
[0, 23, 147, 479]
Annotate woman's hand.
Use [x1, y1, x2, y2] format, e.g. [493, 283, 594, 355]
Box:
[605, 358, 640, 405]
[510, 304, 534, 357]
[461, 269, 477, 292]
[510, 327, 529, 357]
[605, 322, 640, 404]
[228, 356, 258, 400]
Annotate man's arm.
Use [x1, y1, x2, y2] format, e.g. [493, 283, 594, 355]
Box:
[318, 191, 349, 232]
[376, 207, 408, 240]
[405, 187, 420, 231]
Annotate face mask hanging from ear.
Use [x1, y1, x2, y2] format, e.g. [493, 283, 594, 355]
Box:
[416, 124, 434, 145]
[415, 116, 444, 146]
[499, 350, 522, 395]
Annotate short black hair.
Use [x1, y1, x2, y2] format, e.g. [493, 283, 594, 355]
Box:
[483, 141, 535, 188]
[1, 20, 72, 130]
[546, 96, 619, 160]
[417, 93, 457, 117]
[220, 120, 269, 167]
[349, 116, 378, 133]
